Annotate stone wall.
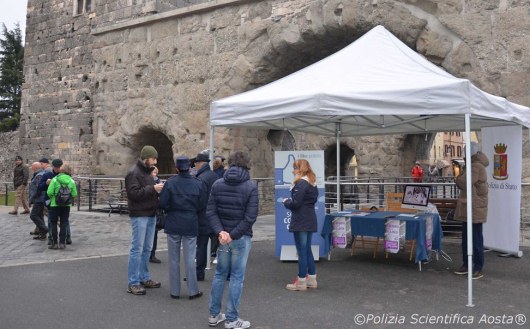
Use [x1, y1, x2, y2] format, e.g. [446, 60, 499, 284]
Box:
[0, 132, 22, 183]
[17, 0, 530, 180]
[20, 0, 95, 176]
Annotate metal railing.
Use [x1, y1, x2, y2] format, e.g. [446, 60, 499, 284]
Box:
[3, 176, 528, 243]
[72, 176, 275, 215]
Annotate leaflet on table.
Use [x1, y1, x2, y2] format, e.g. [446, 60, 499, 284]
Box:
[425, 215, 433, 251]
[384, 219, 406, 253]
[336, 211, 372, 217]
[331, 217, 348, 248]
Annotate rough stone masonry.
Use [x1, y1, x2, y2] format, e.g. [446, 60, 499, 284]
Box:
[6, 0, 530, 186]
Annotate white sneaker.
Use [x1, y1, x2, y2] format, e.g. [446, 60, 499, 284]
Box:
[212, 258, 218, 264]
[224, 318, 251, 329]
[209, 313, 226, 327]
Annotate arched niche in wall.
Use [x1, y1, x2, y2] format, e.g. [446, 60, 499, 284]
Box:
[267, 130, 296, 151]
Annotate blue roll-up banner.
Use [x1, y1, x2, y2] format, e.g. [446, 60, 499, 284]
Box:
[275, 151, 326, 258]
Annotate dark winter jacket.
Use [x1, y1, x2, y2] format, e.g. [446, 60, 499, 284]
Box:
[196, 165, 220, 235]
[159, 171, 207, 236]
[29, 169, 46, 204]
[207, 166, 259, 240]
[13, 163, 29, 188]
[125, 159, 159, 217]
[454, 151, 489, 223]
[38, 168, 58, 207]
[283, 178, 318, 232]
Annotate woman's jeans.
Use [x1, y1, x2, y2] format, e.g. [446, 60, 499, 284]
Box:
[461, 222, 484, 271]
[209, 235, 252, 322]
[167, 234, 199, 296]
[293, 231, 316, 278]
[127, 216, 155, 286]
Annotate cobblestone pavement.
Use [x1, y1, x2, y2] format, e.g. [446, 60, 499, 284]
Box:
[0, 206, 275, 267]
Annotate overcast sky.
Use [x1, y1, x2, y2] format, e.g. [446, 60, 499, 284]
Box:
[1, 0, 27, 41]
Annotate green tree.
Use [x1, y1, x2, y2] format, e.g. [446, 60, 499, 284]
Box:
[0, 23, 24, 132]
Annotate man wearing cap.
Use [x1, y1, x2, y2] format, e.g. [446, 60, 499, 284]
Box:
[28, 162, 49, 240]
[192, 152, 220, 281]
[9, 156, 30, 215]
[39, 158, 72, 245]
[39, 157, 52, 173]
[125, 145, 164, 295]
[160, 156, 207, 299]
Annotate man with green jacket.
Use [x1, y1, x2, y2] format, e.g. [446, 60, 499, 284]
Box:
[47, 164, 78, 250]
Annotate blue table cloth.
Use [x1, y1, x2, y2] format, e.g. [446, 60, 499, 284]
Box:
[321, 210, 443, 263]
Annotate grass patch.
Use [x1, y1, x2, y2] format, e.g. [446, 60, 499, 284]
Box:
[0, 191, 16, 207]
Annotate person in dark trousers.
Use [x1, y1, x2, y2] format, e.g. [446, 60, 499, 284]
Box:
[125, 145, 164, 295]
[46, 164, 78, 249]
[283, 159, 319, 291]
[159, 156, 207, 300]
[454, 142, 489, 280]
[149, 166, 162, 264]
[28, 162, 48, 240]
[193, 152, 219, 281]
[207, 151, 259, 329]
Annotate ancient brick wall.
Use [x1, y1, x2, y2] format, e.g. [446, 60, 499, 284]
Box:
[18, 0, 530, 181]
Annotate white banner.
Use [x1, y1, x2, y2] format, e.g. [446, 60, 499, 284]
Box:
[482, 126, 522, 256]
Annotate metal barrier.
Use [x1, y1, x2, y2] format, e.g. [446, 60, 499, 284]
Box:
[73, 176, 275, 215]
[3, 175, 527, 243]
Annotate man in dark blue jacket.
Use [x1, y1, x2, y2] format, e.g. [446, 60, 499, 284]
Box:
[207, 151, 258, 329]
[159, 156, 207, 300]
[28, 162, 48, 240]
[192, 152, 220, 281]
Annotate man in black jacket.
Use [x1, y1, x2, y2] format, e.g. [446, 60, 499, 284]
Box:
[125, 145, 164, 296]
[193, 152, 220, 281]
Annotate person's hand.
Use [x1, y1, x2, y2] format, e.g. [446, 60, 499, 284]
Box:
[283, 198, 288, 203]
[154, 183, 164, 193]
[219, 231, 232, 245]
[46, 179, 51, 185]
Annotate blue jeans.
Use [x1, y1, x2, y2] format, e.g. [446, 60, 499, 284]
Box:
[127, 216, 156, 285]
[461, 222, 484, 271]
[167, 234, 199, 296]
[209, 235, 252, 322]
[293, 231, 316, 277]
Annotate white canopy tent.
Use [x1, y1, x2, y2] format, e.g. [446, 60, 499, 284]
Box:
[209, 25, 530, 306]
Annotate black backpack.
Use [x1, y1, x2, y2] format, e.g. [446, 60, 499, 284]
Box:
[55, 183, 73, 206]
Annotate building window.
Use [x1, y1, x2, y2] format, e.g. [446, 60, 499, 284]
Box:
[75, 0, 92, 15]
[457, 146, 462, 157]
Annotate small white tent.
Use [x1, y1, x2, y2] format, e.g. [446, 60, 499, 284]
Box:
[209, 25, 530, 306]
[211, 25, 530, 135]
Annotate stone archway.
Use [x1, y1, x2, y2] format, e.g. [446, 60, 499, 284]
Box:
[131, 128, 175, 175]
[324, 143, 355, 178]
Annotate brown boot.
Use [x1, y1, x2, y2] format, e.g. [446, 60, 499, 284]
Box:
[8, 210, 17, 215]
[21, 209, 30, 215]
[286, 276, 307, 291]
